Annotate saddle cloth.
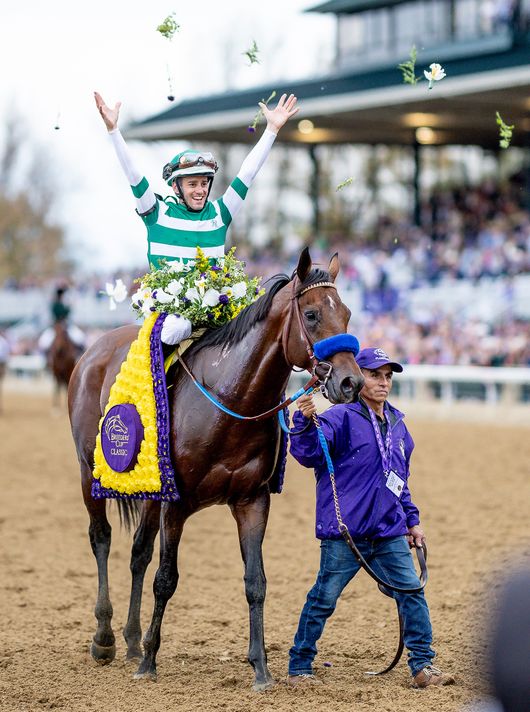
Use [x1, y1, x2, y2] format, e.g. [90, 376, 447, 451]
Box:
[92, 313, 180, 501]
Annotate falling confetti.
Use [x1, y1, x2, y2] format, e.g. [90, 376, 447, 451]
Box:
[397, 46, 420, 85]
[496, 111, 514, 149]
[424, 62, 446, 89]
[247, 90, 276, 133]
[156, 13, 180, 40]
[156, 13, 180, 101]
[336, 177, 354, 191]
[243, 40, 260, 65]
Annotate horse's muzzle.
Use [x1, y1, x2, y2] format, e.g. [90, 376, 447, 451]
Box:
[339, 374, 364, 403]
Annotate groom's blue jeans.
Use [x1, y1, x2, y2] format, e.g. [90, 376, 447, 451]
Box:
[288, 536, 435, 677]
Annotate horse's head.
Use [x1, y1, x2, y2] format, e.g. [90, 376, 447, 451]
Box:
[283, 248, 364, 404]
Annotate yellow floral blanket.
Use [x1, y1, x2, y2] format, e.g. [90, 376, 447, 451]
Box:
[92, 313, 179, 501]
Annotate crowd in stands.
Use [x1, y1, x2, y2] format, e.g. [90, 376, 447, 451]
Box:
[2, 175, 529, 367]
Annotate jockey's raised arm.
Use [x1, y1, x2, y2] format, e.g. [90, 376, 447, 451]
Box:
[221, 94, 298, 221]
[94, 89, 298, 346]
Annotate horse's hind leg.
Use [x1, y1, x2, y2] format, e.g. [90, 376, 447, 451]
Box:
[135, 502, 186, 681]
[82, 465, 116, 664]
[123, 501, 161, 660]
[230, 488, 275, 691]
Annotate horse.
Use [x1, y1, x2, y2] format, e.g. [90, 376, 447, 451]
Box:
[68, 248, 364, 691]
[48, 322, 80, 408]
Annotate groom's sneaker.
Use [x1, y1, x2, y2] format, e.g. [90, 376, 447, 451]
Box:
[412, 665, 455, 688]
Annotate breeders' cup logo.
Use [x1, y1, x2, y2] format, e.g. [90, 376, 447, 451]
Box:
[374, 348, 389, 360]
[104, 414, 130, 456]
[399, 438, 405, 459]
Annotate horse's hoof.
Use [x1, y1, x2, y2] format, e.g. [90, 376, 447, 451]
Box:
[125, 647, 143, 662]
[90, 641, 116, 665]
[253, 679, 276, 692]
[133, 670, 157, 682]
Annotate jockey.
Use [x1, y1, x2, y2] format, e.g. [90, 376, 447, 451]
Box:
[38, 287, 86, 353]
[94, 91, 299, 345]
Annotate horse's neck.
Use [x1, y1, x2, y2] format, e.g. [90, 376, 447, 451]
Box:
[192, 310, 292, 410]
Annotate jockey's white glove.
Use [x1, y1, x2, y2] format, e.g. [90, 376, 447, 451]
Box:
[160, 314, 193, 345]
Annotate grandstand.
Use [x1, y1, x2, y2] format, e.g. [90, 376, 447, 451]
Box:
[1, 0, 529, 394]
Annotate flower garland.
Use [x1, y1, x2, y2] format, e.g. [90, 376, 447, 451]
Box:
[131, 247, 264, 328]
[92, 312, 179, 501]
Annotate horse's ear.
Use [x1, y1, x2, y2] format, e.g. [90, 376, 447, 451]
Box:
[296, 247, 312, 283]
[329, 252, 340, 282]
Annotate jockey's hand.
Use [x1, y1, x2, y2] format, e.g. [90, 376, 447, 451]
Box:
[407, 524, 425, 549]
[94, 91, 121, 132]
[261, 93, 299, 135]
[297, 393, 317, 419]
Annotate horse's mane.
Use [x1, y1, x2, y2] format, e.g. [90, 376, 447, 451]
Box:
[189, 266, 331, 354]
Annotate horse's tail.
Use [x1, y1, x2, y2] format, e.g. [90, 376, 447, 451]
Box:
[115, 499, 141, 532]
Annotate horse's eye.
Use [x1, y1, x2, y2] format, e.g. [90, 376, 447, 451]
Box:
[304, 310, 318, 323]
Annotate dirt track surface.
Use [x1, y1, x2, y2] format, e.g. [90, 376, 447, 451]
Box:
[1, 391, 529, 712]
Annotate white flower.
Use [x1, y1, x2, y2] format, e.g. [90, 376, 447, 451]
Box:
[202, 288, 221, 308]
[154, 289, 175, 304]
[140, 297, 155, 316]
[185, 287, 201, 303]
[424, 63, 446, 89]
[105, 278, 128, 310]
[131, 287, 144, 306]
[168, 260, 186, 273]
[232, 282, 248, 299]
[166, 279, 184, 296]
[194, 278, 207, 297]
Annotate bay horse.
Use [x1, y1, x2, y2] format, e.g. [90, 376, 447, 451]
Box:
[68, 248, 364, 690]
[48, 322, 80, 408]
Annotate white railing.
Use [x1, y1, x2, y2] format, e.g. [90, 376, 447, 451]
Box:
[290, 364, 530, 404]
[391, 364, 530, 404]
[6, 356, 530, 404]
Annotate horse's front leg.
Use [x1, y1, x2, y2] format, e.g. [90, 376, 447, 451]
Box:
[134, 502, 186, 681]
[230, 487, 275, 691]
[123, 500, 161, 660]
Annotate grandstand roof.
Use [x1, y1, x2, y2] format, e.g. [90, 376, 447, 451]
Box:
[124, 2, 530, 150]
[305, 0, 408, 13]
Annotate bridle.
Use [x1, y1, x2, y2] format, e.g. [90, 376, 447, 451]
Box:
[281, 275, 338, 397]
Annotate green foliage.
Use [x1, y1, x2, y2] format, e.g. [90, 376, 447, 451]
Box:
[156, 13, 180, 40]
[496, 111, 514, 149]
[248, 90, 276, 133]
[243, 40, 260, 65]
[398, 46, 420, 85]
[336, 177, 354, 191]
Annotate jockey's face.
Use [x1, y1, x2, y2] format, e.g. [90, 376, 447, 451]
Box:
[174, 175, 210, 210]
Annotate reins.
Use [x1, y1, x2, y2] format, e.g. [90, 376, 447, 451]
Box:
[176, 356, 318, 421]
[175, 276, 338, 421]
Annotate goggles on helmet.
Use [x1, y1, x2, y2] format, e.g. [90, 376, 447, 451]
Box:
[162, 152, 218, 181]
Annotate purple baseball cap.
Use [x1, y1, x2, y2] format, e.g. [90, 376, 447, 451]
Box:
[356, 347, 403, 373]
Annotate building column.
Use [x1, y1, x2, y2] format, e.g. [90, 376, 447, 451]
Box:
[309, 144, 320, 238]
[413, 140, 421, 226]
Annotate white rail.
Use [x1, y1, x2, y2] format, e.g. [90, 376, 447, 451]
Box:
[291, 364, 530, 404]
[6, 356, 530, 404]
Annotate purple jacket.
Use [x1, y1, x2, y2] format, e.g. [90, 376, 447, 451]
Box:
[290, 401, 420, 540]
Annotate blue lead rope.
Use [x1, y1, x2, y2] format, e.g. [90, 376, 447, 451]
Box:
[192, 378, 315, 421]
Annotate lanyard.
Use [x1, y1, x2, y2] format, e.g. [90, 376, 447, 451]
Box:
[368, 405, 393, 475]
